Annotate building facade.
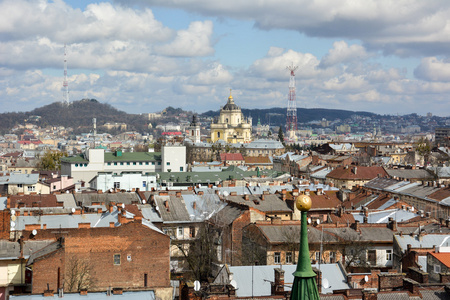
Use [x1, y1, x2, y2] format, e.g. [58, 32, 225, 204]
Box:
[210, 93, 252, 143]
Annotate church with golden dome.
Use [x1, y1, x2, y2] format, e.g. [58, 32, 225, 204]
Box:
[210, 91, 252, 143]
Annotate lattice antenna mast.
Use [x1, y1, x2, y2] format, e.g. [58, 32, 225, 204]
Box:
[63, 43, 69, 105]
[286, 64, 298, 132]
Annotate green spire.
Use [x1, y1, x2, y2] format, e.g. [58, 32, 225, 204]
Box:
[290, 196, 319, 300]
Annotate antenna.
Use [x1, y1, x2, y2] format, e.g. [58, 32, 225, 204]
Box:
[286, 63, 298, 138]
[93, 118, 97, 148]
[62, 43, 69, 105]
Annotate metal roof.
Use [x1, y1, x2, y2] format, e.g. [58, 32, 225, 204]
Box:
[394, 234, 450, 252]
[229, 263, 349, 297]
[352, 209, 417, 224]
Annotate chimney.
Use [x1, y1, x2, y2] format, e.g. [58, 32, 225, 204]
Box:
[261, 195, 265, 201]
[317, 188, 323, 195]
[80, 289, 88, 296]
[176, 191, 181, 198]
[272, 268, 285, 295]
[192, 202, 197, 209]
[244, 194, 250, 201]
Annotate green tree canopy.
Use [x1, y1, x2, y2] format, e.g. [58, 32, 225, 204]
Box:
[37, 150, 67, 171]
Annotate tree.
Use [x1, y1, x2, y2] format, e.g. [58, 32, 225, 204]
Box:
[278, 126, 284, 143]
[65, 255, 94, 292]
[176, 222, 219, 282]
[37, 150, 67, 171]
[416, 137, 432, 166]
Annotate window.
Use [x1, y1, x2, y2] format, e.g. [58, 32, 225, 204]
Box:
[274, 252, 281, 264]
[114, 254, 121, 265]
[107, 162, 111, 165]
[144, 273, 148, 287]
[286, 252, 293, 264]
[158, 162, 161, 165]
[114, 162, 117, 166]
[143, 181, 146, 187]
[180, 167, 183, 171]
[189, 226, 195, 238]
[114, 182, 120, 189]
[386, 250, 392, 261]
[139, 162, 143, 165]
[218, 132, 220, 138]
[329, 251, 336, 263]
[133, 162, 136, 165]
[166, 162, 170, 166]
[177, 227, 183, 238]
[152, 162, 155, 165]
[315, 251, 321, 262]
[17, 184, 23, 188]
[434, 264, 441, 273]
[120, 162, 124, 165]
[145, 162, 149, 165]
[84, 163, 87, 167]
[75, 163, 78, 167]
[27, 186, 35, 192]
[127, 162, 130, 165]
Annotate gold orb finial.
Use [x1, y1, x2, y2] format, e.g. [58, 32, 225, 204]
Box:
[296, 194, 312, 211]
[228, 88, 233, 100]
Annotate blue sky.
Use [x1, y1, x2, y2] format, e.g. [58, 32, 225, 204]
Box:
[0, 0, 449, 117]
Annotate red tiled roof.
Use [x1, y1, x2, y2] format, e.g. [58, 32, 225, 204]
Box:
[9, 194, 62, 208]
[309, 191, 342, 210]
[327, 166, 388, 180]
[430, 252, 450, 268]
[220, 153, 244, 161]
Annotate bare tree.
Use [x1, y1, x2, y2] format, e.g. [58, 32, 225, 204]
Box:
[65, 255, 93, 292]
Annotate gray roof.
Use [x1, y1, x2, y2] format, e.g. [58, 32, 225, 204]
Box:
[365, 177, 404, 190]
[229, 263, 349, 297]
[27, 240, 62, 265]
[226, 194, 292, 213]
[0, 240, 20, 259]
[153, 195, 191, 223]
[245, 139, 284, 149]
[13, 209, 121, 230]
[394, 234, 450, 252]
[73, 192, 140, 206]
[55, 194, 77, 208]
[182, 193, 225, 222]
[420, 289, 450, 300]
[0, 173, 39, 185]
[352, 209, 417, 224]
[377, 293, 410, 300]
[386, 169, 434, 180]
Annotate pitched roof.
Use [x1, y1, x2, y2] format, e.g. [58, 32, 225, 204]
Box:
[244, 156, 272, 164]
[327, 166, 388, 180]
[309, 191, 342, 211]
[429, 252, 450, 268]
[220, 153, 244, 161]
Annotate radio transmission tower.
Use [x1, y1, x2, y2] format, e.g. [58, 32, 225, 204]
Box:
[62, 43, 69, 105]
[286, 64, 298, 133]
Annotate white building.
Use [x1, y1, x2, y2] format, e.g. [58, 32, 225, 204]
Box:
[61, 145, 186, 186]
[89, 172, 157, 192]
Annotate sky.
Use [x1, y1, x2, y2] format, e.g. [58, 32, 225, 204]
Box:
[1, 0, 450, 117]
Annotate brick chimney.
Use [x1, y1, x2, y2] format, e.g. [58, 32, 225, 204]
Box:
[244, 194, 249, 201]
[272, 268, 285, 295]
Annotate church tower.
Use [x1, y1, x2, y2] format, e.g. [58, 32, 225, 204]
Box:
[210, 90, 252, 143]
[189, 115, 201, 144]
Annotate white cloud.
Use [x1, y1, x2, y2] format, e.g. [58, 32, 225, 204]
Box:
[414, 57, 450, 82]
[116, 0, 450, 57]
[319, 41, 372, 68]
[155, 21, 215, 57]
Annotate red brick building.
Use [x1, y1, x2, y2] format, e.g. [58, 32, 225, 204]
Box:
[25, 221, 172, 299]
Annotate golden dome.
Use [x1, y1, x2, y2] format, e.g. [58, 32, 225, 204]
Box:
[296, 194, 312, 211]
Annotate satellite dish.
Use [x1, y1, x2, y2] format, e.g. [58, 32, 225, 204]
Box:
[10, 221, 15, 228]
[194, 280, 201, 291]
[223, 191, 229, 197]
[142, 200, 146, 204]
[316, 219, 320, 225]
[322, 278, 330, 289]
[71, 208, 76, 213]
[122, 203, 125, 209]
[32, 229, 37, 236]
[307, 218, 312, 224]
[364, 275, 369, 282]
[11, 215, 16, 221]
[198, 184, 202, 188]
[411, 207, 415, 212]
[230, 279, 237, 289]
[11, 210, 15, 216]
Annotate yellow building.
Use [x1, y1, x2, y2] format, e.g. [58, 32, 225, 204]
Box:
[210, 92, 252, 143]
